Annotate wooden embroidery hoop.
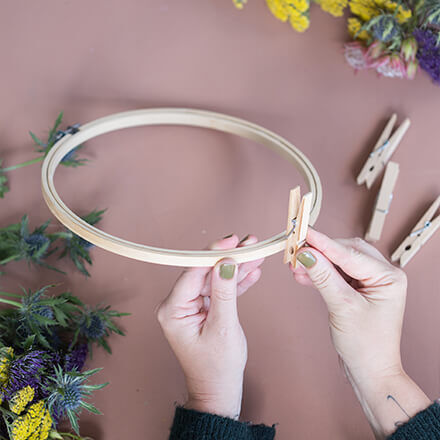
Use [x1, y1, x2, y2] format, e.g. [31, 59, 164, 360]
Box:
[41, 108, 322, 267]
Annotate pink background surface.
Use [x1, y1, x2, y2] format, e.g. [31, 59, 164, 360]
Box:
[1, 1, 440, 438]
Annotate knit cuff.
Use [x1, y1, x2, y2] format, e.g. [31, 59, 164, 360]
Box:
[169, 406, 276, 440]
[388, 402, 440, 439]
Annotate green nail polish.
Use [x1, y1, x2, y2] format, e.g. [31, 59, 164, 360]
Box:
[297, 251, 316, 268]
[239, 234, 250, 245]
[220, 263, 236, 279]
[223, 234, 234, 239]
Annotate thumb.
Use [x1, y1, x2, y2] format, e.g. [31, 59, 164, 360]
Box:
[208, 258, 238, 325]
[296, 248, 354, 310]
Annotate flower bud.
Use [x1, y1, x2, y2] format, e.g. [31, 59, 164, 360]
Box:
[400, 37, 418, 62]
[406, 59, 419, 80]
[366, 41, 386, 59]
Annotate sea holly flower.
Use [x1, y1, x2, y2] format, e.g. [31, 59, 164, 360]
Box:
[0, 211, 105, 276]
[55, 209, 105, 277]
[0, 216, 59, 272]
[11, 399, 52, 440]
[9, 386, 35, 415]
[0, 286, 82, 351]
[30, 112, 86, 167]
[72, 305, 129, 355]
[46, 366, 107, 434]
[0, 112, 87, 199]
[369, 14, 400, 42]
[418, 0, 440, 27]
[348, 0, 411, 45]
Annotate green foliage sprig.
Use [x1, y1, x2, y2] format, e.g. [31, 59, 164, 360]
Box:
[0, 112, 87, 198]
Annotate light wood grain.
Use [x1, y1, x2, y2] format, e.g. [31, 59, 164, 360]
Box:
[41, 108, 322, 267]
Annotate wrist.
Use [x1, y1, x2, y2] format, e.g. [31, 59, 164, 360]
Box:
[184, 374, 244, 420]
[185, 392, 242, 420]
[345, 364, 431, 439]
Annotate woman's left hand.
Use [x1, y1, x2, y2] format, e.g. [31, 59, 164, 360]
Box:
[156, 234, 264, 419]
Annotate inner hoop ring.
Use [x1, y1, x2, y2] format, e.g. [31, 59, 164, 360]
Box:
[41, 108, 322, 267]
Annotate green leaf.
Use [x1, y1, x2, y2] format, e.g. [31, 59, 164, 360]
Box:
[22, 334, 36, 351]
[79, 401, 102, 415]
[29, 131, 46, 148]
[82, 382, 109, 391]
[0, 172, 9, 198]
[52, 306, 68, 327]
[99, 338, 112, 354]
[66, 408, 80, 435]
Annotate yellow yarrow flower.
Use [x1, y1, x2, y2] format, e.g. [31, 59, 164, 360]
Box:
[11, 400, 52, 440]
[266, 0, 311, 31]
[317, 0, 349, 17]
[349, 0, 377, 21]
[232, 0, 247, 9]
[349, 0, 412, 23]
[290, 12, 310, 31]
[10, 386, 35, 415]
[374, 0, 412, 22]
[0, 347, 13, 384]
[348, 17, 370, 40]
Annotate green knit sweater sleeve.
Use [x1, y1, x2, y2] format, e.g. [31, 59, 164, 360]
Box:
[169, 406, 276, 440]
[387, 402, 440, 440]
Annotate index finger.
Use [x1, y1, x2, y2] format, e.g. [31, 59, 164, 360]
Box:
[306, 229, 391, 282]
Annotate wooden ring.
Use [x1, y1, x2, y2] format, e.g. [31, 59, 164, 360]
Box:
[41, 108, 322, 267]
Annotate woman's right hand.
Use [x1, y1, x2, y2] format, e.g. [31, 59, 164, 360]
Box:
[291, 229, 431, 438]
[291, 228, 407, 382]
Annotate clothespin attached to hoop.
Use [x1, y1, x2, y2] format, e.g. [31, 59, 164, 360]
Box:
[391, 196, 440, 268]
[284, 186, 312, 268]
[365, 161, 399, 243]
[357, 114, 410, 189]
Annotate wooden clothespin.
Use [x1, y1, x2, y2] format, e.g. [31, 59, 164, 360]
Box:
[357, 114, 410, 189]
[391, 196, 440, 267]
[284, 186, 312, 268]
[365, 161, 399, 242]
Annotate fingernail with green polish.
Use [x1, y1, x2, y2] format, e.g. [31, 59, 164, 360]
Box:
[223, 234, 234, 239]
[297, 251, 316, 268]
[220, 263, 236, 279]
[239, 234, 250, 245]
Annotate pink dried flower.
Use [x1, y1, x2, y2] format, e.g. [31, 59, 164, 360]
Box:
[376, 54, 407, 78]
[344, 42, 369, 70]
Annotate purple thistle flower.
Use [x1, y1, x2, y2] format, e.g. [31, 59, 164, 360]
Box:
[414, 28, 440, 84]
[64, 344, 88, 372]
[4, 350, 48, 400]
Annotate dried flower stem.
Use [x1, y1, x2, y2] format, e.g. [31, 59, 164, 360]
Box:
[1, 156, 44, 172]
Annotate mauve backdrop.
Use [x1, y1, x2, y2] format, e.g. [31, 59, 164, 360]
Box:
[1, 1, 439, 439]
